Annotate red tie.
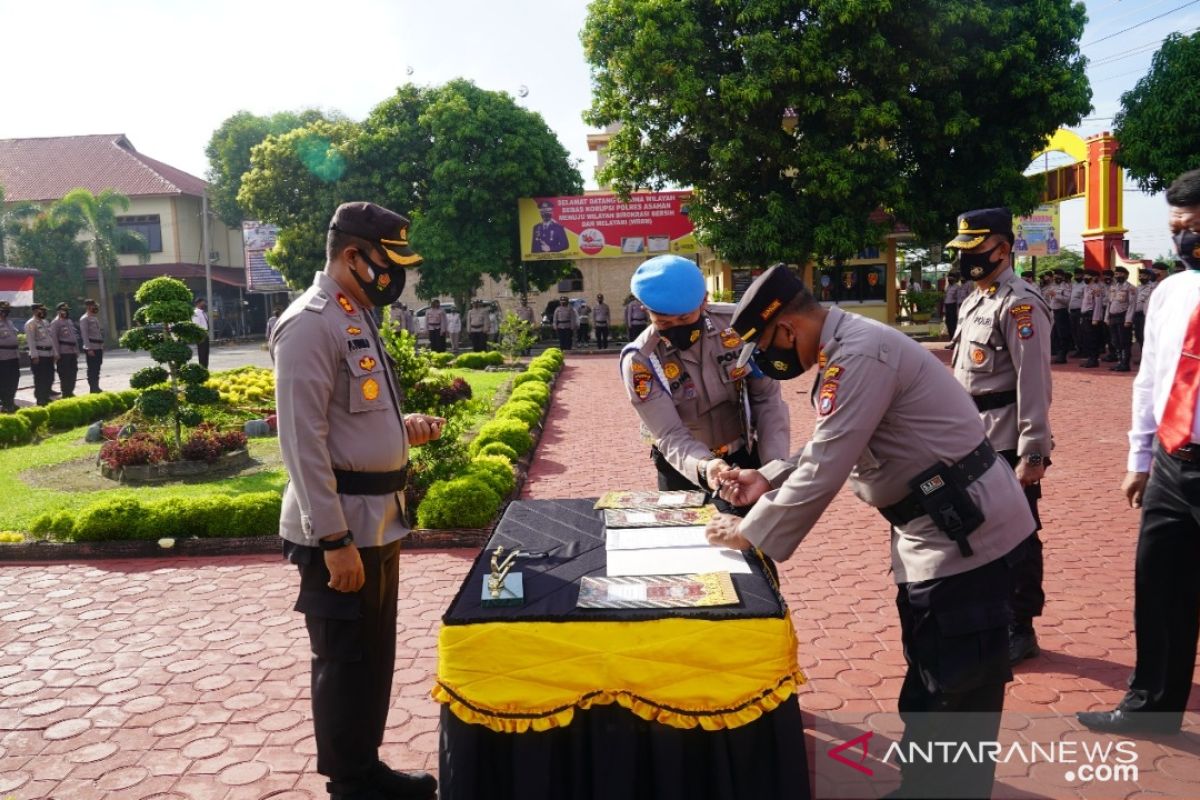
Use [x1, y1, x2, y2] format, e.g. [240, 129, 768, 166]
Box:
[1158, 300, 1200, 453]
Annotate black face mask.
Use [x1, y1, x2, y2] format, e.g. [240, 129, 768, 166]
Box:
[661, 317, 705, 351]
[1116, 276, 1127, 284]
[958, 245, 1005, 281]
[351, 248, 406, 306]
[754, 344, 805, 380]
[1175, 230, 1200, 270]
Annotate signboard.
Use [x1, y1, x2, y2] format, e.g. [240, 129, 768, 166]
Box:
[242, 221, 290, 293]
[1012, 204, 1061, 258]
[518, 192, 697, 261]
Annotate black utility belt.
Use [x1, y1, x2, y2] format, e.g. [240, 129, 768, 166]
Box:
[0, 345, 16, 351]
[427, 327, 441, 332]
[87, 340, 104, 345]
[972, 390, 1016, 412]
[34, 348, 53, 354]
[333, 466, 409, 495]
[879, 439, 996, 556]
[594, 321, 609, 326]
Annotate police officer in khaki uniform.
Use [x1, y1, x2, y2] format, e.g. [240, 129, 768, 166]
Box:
[424, 299, 446, 352]
[1049, 270, 1072, 364]
[620, 255, 790, 510]
[80, 299, 104, 393]
[514, 299, 536, 355]
[552, 295, 577, 350]
[1105, 266, 1137, 372]
[1079, 268, 1103, 367]
[942, 272, 963, 343]
[706, 265, 1036, 799]
[49, 302, 78, 398]
[950, 208, 1053, 665]
[272, 201, 438, 800]
[0, 301, 19, 411]
[625, 296, 648, 340]
[1098, 269, 1117, 363]
[1133, 265, 1158, 361]
[24, 303, 56, 406]
[467, 299, 489, 352]
[593, 293, 611, 350]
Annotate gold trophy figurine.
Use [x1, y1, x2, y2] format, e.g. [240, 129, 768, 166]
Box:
[481, 545, 525, 607]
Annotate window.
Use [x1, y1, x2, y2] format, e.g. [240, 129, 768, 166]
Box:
[557, 268, 583, 293]
[117, 215, 163, 253]
[815, 263, 886, 303]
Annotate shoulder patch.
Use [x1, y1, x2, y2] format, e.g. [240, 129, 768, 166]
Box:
[305, 291, 329, 313]
[1009, 303, 1033, 316]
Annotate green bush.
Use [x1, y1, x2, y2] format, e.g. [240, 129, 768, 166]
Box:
[130, 366, 169, 389]
[31, 510, 75, 540]
[136, 497, 221, 539]
[452, 351, 505, 369]
[416, 476, 501, 529]
[510, 381, 550, 408]
[495, 400, 542, 428]
[60, 493, 283, 541]
[16, 406, 48, 433]
[476, 441, 520, 462]
[513, 367, 553, 387]
[0, 415, 32, 447]
[117, 390, 140, 411]
[46, 398, 85, 431]
[470, 418, 533, 457]
[72, 498, 143, 542]
[429, 351, 455, 368]
[224, 492, 282, 536]
[469, 454, 516, 497]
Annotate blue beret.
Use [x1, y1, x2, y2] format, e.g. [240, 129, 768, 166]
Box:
[630, 255, 706, 314]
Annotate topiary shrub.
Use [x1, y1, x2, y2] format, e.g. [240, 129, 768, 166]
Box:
[476, 441, 520, 462]
[509, 381, 550, 408]
[46, 398, 85, 431]
[470, 418, 533, 457]
[0, 415, 32, 447]
[513, 368, 552, 387]
[416, 476, 501, 529]
[429, 351, 455, 368]
[17, 406, 48, 432]
[116, 390, 140, 411]
[31, 510, 75, 540]
[72, 497, 144, 542]
[468, 454, 516, 497]
[495, 400, 542, 428]
[223, 492, 282, 537]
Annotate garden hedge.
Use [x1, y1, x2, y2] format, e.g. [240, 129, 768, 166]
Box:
[452, 351, 505, 369]
[0, 415, 32, 446]
[509, 382, 550, 408]
[416, 476, 501, 529]
[476, 441, 520, 462]
[495, 400, 542, 428]
[468, 454, 516, 498]
[30, 492, 281, 542]
[470, 418, 533, 457]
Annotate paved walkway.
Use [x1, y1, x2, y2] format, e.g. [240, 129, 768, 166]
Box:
[2, 348, 1199, 798]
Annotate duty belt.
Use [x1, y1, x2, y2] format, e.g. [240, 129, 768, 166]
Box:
[333, 466, 409, 495]
[35, 347, 53, 354]
[87, 339, 104, 345]
[879, 440, 996, 528]
[972, 390, 1016, 412]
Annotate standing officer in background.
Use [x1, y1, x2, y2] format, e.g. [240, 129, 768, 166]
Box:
[0, 302, 18, 412]
[467, 299, 489, 352]
[950, 208, 1053, 665]
[593, 293, 611, 350]
[1068, 267, 1086, 356]
[1105, 266, 1137, 372]
[424, 299, 446, 352]
[1079, 168, 1200, 736]
[619, 255, 790, 509]
[552, 296, 577, 350]
[515, 299, 536, 355]
[193, 297, 210, 368]
[272, 201, 439, 800]
[49, 303, 79, 399]
[1049, 270, 1072, 364]
[80, 299, 104, 393]
[1134, 265, 1160, 362]
[24, 303, 56, 406]
[942, 272, 963, 345]
[1099, 269, 1117, 363]
[1080, 269, 1103, 368]
[707, 265, 1036, 799]
[625, 295, 649, 340]
[577, 299, 592, 346]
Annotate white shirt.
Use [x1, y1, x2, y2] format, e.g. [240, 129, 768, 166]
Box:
[1128, 270, 1200, 472]
[193, 307, 209, 331]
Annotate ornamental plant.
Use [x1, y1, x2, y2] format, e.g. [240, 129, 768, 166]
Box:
[119, 277, 218, 449]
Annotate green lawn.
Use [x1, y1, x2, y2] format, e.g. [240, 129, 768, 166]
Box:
[0, 368, 511, 534]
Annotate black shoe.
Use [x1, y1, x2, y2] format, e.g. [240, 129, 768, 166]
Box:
[1052, 356, 1067, 364]
[369, 762, 438, 799]
[327, 781, 389, 800]
[1076, 708, 1181, 735]
[1009, 626, 1039, 665]
[1082, 359, 1100, 368]
[1102, 354, 1118, 362]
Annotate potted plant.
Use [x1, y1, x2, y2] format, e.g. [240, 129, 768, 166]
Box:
[906, 290, 944, 323]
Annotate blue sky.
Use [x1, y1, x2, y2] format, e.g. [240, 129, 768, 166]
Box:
[0, 0, 1191, 260]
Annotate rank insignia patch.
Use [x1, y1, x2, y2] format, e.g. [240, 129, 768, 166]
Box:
[730, 365, 748, 380]
[632, 372, 652, 401]
[721, 329, 742, 349]
[359, 355, 377, 371]
[337, 294, 356, 315]
[361, 377, 380, 401]
[346, 325, 362, 335]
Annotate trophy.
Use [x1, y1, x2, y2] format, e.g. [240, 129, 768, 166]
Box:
[481, 545, 525, 608]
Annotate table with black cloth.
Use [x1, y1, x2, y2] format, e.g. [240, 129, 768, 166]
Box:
[434, 499, 810, 800]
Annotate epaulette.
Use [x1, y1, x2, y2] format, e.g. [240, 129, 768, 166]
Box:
[706, 302, 737, 317]
[305, 290, 329, 313]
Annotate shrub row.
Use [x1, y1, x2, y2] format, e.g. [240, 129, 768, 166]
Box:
[0, 390, 137, 447]
[451, 350, 505, 369]
[31, 491, 281, 542]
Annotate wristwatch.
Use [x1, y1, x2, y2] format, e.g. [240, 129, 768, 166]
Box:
[1024, 453, 1043, 467]
[697, 459, 713, 490]
[319, 531, 355, 551]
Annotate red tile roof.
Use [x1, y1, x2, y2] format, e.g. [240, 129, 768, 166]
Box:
[84, 263, 246, 288]
[0, 134, 207, 202]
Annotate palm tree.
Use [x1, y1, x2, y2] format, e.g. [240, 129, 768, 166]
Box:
[57, 188, 148, 344]
[0, 184, 39, 265]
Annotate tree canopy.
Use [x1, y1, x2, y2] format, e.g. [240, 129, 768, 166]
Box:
[234, 80, 583, 303]
[8, 208, 89, 306]
[1114, 32, 1200, 194]
[582, 0, 1092, 265]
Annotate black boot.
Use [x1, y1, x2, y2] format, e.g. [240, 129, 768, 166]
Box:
[369, 762, 438, 799]
[1082, 358, 1100, 368]
[1009, 623, 1040, 665]
[1116, 351, 1132, 372]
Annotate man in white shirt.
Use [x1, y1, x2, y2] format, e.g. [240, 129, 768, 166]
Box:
[193, 297, 210, 368]
[1078, 169, 1200, 735]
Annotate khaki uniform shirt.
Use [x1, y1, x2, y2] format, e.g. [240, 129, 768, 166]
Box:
[425, 307, 446, 332]
[467, 307, 489, 332]
[953, 271, 1053, 457]
[593, 302, 611, 325]
[1136, 281, 1155, 314]
[0, 318, 18, 361]
[626, 302, 648, 328]
[552, 305, 578, 330]
[80, 313, 104, 351]
[744, 307, 1034, 582]
[1105, 281, 1137, 320]
[515, 306, 536, 325]
[272, 271, 410, 548]
[1069, 280, 1086, 310]
[1048, 283, 1070, 310]
[49, 317, 77, 355]
[620, 305, 791, 484]
[1090, 284, 1110, 323]
[24, 317, 56, 358]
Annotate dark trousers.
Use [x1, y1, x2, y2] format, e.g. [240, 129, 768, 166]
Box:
[1082, 317, 1103, 358]
[595, 323, 609, 350]
[428, 330, 446, 352]
[0, 359, 17, 411]
[999, 450, 1044, 625]
[197, 338, 210, 368]
[895, 540, 1020, 798]
[85, 350, 103, 393]
[31, 356, 54, 406]
[470, 331, 487, 352]
[556, 328, 573, 350]
[578, 322, 590, 344]
[1134, 311, 1146, 347]
[56, 352, 78, 398]
[288, 539, 401, 782]
[1108, 312, 1131, 363]
[1052, 307, 1072, 357]
[628, 323, 647, 341]
[944, 303, 959, 340]
[651, 445, 760, 516]
[1069, 309, 1083, 353]
[1122, 444, 1200, 726]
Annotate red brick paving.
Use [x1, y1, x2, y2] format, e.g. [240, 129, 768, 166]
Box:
[1, 348, 1199, 798]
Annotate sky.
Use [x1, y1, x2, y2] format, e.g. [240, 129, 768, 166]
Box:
[0, 0, 1193, 262]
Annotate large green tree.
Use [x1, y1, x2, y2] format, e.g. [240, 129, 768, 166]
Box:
[1114, 32, 1200, 194]
[236, 81, 583, 305]
[204, 109, 333, 228]
[7, 205, 89, 306]
[0, 184, 39, 266]
[582, 0, 1091, 264]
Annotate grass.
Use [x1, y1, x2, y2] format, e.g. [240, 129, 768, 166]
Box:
[0, 368, 511, 534]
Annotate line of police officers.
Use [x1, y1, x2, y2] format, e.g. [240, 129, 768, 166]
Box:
[0, 298, 105, 412]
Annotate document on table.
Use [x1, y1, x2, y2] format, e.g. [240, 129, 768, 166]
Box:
[604, 526, 752, 577]
[605, 526, 711, 550]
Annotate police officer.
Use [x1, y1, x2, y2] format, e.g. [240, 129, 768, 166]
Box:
[1080, 269, 1103, 368]
[577, 299, 592, 345]
[625, 295, 648, 340]
[1068, 267, 1086, 356]
[515, 298, 536, 355]
[706, 265, 1036, 799]
[619, 255, 790, 509]
[272, 201, 438, 800]
[49, 302, 79, 398]
[949, 208, 1053, 665]
[593, 293, 611, 350]
[1099, 269, 1117, 362]
[1049, 270, 1072, 364]
[467, 299, 489, 352]
[1134, 265, 1162, 361]
[942, 272, 963, 344]
[552, 296, 577, 350]
[80, 299, 104, 393]
[1105, 266, 1137, 372]
[424, 299, 446, 352]
[0, 301, 19, 411]
[24, 303, 56, 406]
